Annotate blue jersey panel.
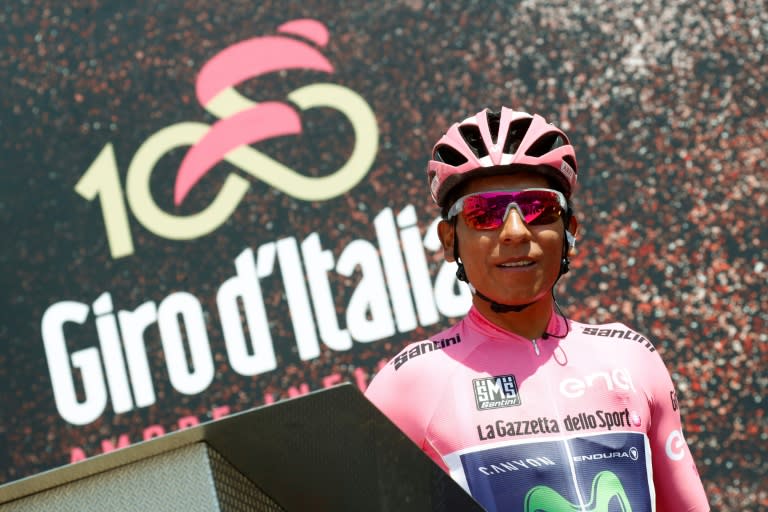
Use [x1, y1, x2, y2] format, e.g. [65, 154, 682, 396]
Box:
[459, 432, 652, 512]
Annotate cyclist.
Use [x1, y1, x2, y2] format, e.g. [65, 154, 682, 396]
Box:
[365, 107, 709, 511]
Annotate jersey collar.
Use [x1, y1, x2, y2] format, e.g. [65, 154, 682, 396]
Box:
[465, 305, 568, 342]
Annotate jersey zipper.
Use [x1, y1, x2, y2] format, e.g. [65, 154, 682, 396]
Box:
[536, 336, 589, 511]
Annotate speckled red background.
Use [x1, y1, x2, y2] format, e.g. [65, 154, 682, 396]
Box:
[1, 1, 765, 509]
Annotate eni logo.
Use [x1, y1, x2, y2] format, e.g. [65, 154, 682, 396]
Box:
[524, 471, 632, 511]
[75, 19, 378, 258]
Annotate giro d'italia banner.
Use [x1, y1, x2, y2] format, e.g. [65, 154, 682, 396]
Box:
[1, 2, 765, 510]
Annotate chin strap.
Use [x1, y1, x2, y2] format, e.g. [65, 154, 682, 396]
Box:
[452, 218, 573, 315]
[473, 286, 534, 313]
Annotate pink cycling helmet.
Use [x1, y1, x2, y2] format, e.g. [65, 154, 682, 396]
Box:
[428, 107, 578, 207]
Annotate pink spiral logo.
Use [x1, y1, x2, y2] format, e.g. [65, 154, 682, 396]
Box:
[175, 19, 335, 205]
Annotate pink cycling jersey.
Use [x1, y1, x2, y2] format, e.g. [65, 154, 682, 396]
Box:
[366, 306, 709, 512]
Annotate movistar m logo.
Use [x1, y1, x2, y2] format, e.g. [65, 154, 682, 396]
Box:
[524, 471, 632, 512]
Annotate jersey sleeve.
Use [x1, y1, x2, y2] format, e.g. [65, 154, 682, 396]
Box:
[364, 344, 446, 469]
[643, 345, 710, 511]
[365, 347, 428, 444]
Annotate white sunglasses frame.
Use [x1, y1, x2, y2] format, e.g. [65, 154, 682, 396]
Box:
[446, 188, 567, 227]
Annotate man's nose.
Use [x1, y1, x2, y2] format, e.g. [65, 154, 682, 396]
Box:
[500, 204, 533, 242]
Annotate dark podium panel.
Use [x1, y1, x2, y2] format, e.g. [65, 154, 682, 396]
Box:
[0, 384, 484, 511]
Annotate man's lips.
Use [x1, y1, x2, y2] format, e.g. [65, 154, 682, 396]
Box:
[496, 259, 536, 268]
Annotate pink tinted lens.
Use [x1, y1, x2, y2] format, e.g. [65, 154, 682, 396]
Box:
[461, 190, 564, 229]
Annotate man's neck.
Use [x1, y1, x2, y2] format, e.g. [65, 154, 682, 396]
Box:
[472, 294, 555, 340]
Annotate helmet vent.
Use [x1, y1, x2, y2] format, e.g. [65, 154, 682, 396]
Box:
[563, 154, 576, 172]
[433, 144, 468, 166]
[458, 125, 488, 158]
[487, 111, 501, 144]
[526, 133, 565, 157]
[502, 118, 533, 154]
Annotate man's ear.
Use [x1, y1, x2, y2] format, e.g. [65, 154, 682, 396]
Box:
[437, 220, 456, 262]
[567, 215, 580, 256]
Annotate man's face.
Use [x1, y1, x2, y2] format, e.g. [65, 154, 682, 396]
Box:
[439, 172, 572, 311]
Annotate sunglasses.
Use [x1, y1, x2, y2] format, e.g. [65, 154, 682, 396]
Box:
[447, 188, 567, 230]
